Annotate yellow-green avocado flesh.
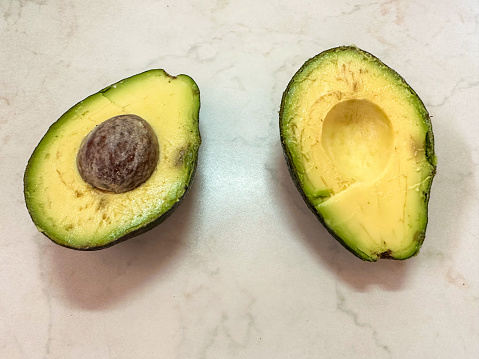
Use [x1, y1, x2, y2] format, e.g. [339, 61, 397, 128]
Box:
[24, 70, 201, 250]
[280, 46, 436, 261]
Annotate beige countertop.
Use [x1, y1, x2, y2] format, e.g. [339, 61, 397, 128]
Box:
[1, 1, 478, 358]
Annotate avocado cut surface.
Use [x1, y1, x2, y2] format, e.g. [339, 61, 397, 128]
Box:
[280, 46, 436, 261]
[24, 70, 201, 250]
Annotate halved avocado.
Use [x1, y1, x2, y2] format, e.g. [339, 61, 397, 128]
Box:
[280, 46, 436, 261]
[24, 70, 201, 250]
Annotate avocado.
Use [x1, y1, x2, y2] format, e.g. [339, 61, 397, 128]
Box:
[24, 70, 201, 250]
[280, 46, 437, 261]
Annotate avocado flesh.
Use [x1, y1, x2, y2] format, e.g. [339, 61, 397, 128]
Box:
[280, 46, 436, 261]
[24, 70, 201, 250]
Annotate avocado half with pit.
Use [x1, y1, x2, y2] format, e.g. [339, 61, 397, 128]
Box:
[280, 46, 437, 261]
[24, 70, 201, 250]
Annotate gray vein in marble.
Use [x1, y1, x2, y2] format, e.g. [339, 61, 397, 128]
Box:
[1, 1, 478, 357]
[1, 0, 47, 24]
[225, 290, 259, 348]
[1, 1, 22, 23]
[213, 0, 229, 12]
[428, 79, 479, 108]
[0, 96, 11, 106]
[175, 268, 261, 359]
[13, 335, 25, 359]
[335, 285, 392, 357]
[192, 0, 230, 21]
[186, 42, 219, 63]
[324, 1, 379, 20]
[174, 267, 222, 358]
[37, 244, 53, 359]
[198, 324, 219, 359]
[199, 290, 259, 358]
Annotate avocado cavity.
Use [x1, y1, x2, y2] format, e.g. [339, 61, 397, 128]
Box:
[280, 46, 436, 261]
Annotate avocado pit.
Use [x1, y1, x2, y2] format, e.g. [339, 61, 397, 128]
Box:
[76, 114, 159, 193]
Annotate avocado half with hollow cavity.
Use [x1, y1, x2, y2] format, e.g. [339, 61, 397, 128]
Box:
[280, 46, 437, 261]
[24, 70, 201, 250]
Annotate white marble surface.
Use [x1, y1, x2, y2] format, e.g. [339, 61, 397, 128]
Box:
[1, 1, 478, 358]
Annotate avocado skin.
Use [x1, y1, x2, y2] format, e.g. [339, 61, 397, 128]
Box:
[24, 70, 201, 250]
[279, 46, 436, 261]
[28, 166, 198, 251]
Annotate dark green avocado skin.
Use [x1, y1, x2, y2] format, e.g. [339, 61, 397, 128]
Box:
[33, 161, 199, 251]
[279, 46, 436, 262]
[279, 129, 379, 261]
[25, 150, 200, 251]
[25, 149, 200, 251]
[24, 70, 201, 251]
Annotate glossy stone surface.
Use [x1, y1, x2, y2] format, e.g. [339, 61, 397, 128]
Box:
[0, 1, 478, 358]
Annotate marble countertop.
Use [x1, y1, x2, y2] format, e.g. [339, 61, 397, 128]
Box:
[1, 1, 478, 358]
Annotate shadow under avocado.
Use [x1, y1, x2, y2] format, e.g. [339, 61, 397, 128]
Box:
[419, 115, 476, 262]
[42, 173, 202, 310]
